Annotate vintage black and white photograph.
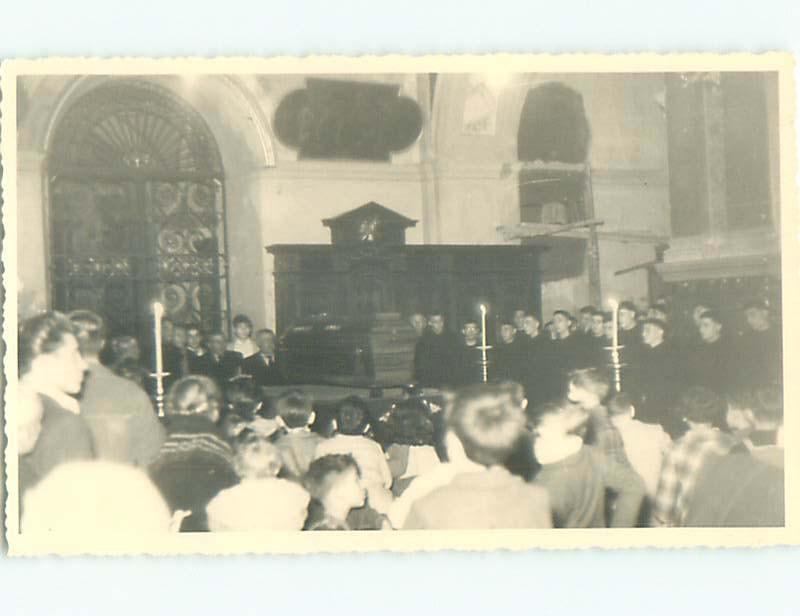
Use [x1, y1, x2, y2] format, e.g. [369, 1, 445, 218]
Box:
[1, 55, 796, 554]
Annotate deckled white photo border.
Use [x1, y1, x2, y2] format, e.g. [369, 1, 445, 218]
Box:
[1, 53, 796, 556]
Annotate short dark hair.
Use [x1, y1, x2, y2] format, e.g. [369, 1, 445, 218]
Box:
[275, 389, 314, 428]
[232, 314, 253, 328]
[608, 392, 635, 417]
[68, 309, 106, 356]
[255, 328, 275, 337]
[591, 309, 605, 319]
[304, 454, 360, 501]
[448, 383, 527, 467]
[618, 301, 637, 313]
[18, 311, 76, 375]
[553, 309, 571, 319]
[568, 367, 610, 402]
[334, 396, 371, 436]
[643, 317, 667, 334]
[699, 310, 722, 325]
[677, 386, 726, 426]
[378, 398, 435, 446]
[579, 305, 595, 315]
[602, 311, 614, 323]
[224, 375, 261, 419]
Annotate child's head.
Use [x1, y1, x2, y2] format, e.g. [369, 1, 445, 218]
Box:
[304, 454, 366, 514]
[275, 389, 315, 429]
[254, 328, 276, 356]
[207, 331, 228, 356]
[447, 383, 527, 467]
[233, 432, 283, 479]
[378, 398, 435, 446]
[567, 368, 610, 409]
[111, 334, 141, 362]
[232, 314, 253, 341]
[334, 396, 371, 436]
[165, 375, 222, 423]
[186, 326, 203, 350]
[499, 322, 516, 344]
[225, 375, 261, 419]
[172, 323, 188, 349]
[608, 392, 635, 418]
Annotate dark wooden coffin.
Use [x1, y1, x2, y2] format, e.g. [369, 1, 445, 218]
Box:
[277, 312, 416, 387]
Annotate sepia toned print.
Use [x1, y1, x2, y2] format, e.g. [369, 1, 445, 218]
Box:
[1, 54, 797, 555]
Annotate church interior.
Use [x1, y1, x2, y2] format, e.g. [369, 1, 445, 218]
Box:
[11, 69, 787, 534]
[16, 71, 781, 339]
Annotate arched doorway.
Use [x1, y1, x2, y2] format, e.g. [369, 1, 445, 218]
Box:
[47, 80, 230, 340]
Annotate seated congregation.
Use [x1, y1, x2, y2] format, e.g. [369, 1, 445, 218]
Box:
[16, 298, 784, 533]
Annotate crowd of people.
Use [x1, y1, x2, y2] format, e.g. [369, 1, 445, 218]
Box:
[16, 295, 784, 534]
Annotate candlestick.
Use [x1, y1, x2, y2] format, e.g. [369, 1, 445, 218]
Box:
[606, 298, 623, 392]
[478, 304, 490, 383]
[152, 301, 168, 417]
[609, 298, 619, 350]
[479, 304, 488, 350]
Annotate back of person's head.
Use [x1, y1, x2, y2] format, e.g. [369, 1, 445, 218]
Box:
[334, 396, 371, 436]
[303, 453, 360, 502]
[678, 386, 726, 427]
[568, 367, 611, 403]
[447, 383, 527, 467]
[165, 375, 222, 422]
[608, 392, 635, 417]
[233, 432, 283, 479]
[22, 461, 172, 533]
[752, 386, 783, 426]
[68, 309, 107, 357]
[18, 311, 75, 376]
[275, 389, 315, 429]
[378, 398, 435, 446]
[113, 357, 146, 386]
[224, 375, 261, 419]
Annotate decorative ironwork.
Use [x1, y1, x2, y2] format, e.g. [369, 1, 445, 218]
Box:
[50, 80, 223, 178]
[48, 81, 228, 338]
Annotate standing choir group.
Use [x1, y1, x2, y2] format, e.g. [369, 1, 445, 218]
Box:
[16, 295, 784, 534]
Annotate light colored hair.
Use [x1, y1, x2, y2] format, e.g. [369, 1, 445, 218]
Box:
[448, 383, 527, 467]
[165, 375, 222, 419]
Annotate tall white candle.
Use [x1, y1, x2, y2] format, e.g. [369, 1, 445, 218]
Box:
[479, 304, 488, 349]
[153, 301, 165, 376]
[609, 298, 619, 348]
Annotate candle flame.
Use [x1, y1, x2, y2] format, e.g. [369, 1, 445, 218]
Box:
[153, 301, 165, 318]
[608, 298, 619, 309]
[479, 304, 487, 314]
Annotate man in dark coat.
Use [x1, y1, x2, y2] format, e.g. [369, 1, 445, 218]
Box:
[413, 312, 462, 388]
[242, 328, 285, 387]
[736, 300, 782, 389]
[539, 311, 585, 402]
[684, 309, 735, 397]
[203, 332, 243, 390]
[627, 318, 681, 435]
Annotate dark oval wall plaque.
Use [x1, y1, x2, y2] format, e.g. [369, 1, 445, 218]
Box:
[274, 78, 424, 161]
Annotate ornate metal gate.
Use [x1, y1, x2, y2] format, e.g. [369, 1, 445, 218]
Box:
[48, 80, 229, 339]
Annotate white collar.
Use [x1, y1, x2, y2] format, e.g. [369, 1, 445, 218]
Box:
[534, 435, 583, 465]
[37, 386, 81, 415]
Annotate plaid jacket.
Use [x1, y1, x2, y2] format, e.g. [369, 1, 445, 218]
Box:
[652, 426, 735, 527]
